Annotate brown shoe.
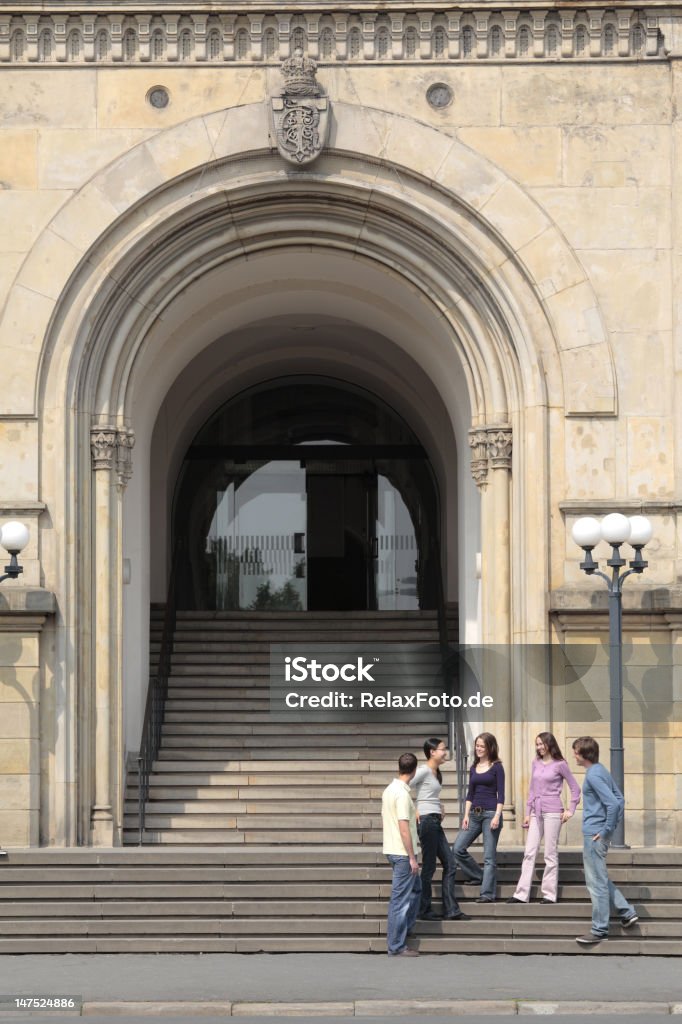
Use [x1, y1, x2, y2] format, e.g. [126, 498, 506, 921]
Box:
[388, 947, 420, 957]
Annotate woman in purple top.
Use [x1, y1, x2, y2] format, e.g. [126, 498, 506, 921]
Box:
[507, 732, 581, 905]
[452, 733, 505, 903]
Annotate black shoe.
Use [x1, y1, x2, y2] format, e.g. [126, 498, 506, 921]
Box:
[506, 896, 526, 904]
[475, 896, 494, 903]
[418, 910, 443, 921]
[463, 878, 483, 885]
[444, 911, 472, 921]
[539, 898, 556, 905]
[621, 913, 639, 929]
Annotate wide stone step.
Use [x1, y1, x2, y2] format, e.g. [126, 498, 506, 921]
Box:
[124, 799, 386, 814]
[155, 749, 409, 765]
[123, 830, 381, 845]
[162, 715, 445, 730]
[160, 733, 434, 747]
[151, 759, 421, 771]
[128, 773, 420, 788]
[2, 934, 677, 954]
[165, 629, 442, 642]
[1, 916, 681, 942]
[161, 712, 444, 729]
[128, 786, 395, 800]
[163, 700, 268, 711]
[126, 812, 382, 828]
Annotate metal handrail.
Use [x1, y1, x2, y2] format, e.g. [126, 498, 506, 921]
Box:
[137, 543, 180, 844]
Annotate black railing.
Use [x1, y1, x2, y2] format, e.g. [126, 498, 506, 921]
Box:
[137, 545, 179, 844]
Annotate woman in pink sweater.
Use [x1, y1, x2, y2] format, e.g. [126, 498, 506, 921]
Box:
[507, 732, 581, 905]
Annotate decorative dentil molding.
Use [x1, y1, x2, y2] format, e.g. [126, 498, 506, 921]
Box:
[0, 9, 662, 65]
[90, 425, 136, 488]
[468, 424, 513, 488]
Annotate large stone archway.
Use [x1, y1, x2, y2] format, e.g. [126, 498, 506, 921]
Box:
[0, 101, 614, 845]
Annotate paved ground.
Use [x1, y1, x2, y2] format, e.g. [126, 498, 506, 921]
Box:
[0, 953, 679, 1005]
[0, 953, 679, 1022]
[6, 1017, 663, 1024]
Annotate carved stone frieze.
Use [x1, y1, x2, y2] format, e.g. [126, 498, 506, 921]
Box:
[0, 9, 661, 66]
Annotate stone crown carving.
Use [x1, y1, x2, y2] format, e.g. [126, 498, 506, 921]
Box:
[281, 46, 319, 94]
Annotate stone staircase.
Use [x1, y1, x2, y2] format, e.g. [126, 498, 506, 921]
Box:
[123, 609, 456, 845]
[3, 608, 670, 955]
[0, 847, 680, 953]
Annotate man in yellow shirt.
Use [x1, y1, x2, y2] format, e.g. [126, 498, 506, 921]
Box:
[381, 752, 421, 957]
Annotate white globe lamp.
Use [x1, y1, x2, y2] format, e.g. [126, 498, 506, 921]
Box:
[628, 515, 653, 548]
[0, 521, 29, 555]
[571, 517, 602, 549]
[600, 512, 631, 546]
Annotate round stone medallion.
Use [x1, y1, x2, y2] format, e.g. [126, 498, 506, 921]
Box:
[426, 83, 453, 109]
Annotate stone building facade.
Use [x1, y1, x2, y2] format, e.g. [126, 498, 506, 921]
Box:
[0, 0, 680, 849]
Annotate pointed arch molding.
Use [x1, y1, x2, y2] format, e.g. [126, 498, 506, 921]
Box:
[1, 100, 614, 423]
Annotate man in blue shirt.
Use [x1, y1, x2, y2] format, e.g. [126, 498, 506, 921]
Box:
[572, 737, 638, 945]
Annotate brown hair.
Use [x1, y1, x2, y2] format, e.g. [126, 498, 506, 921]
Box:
[473, 732, 500, 765]
[572, 736, 600, 763]
[536, 732, 564, 761]
[398, 752, 418, 775]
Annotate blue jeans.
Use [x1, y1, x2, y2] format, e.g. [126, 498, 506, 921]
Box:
[386, 855, 422, 954]
[582, 835, 635, 937]
[452, 810, 502, 901]
[418, 814, 461, 917]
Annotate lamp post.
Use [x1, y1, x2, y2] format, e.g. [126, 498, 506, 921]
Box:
[571, 513, 653, 848]
[0, 521, 29, 584]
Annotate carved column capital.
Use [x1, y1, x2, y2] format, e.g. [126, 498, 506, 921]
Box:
[487, 425, 513, 470]
[90, 426, 118, 471]
[468, 427, 490, 489]
[469, 424, 513, 487]
[116, 428, 135, 489]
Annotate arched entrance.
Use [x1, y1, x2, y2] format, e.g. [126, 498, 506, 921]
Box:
[19, 101, 598, 844]
[173, 376, 441, 612]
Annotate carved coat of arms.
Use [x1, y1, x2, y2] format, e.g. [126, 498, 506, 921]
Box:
[271, 48, 329, 166]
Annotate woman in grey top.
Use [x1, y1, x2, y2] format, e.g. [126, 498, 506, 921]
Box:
[410, 738, 470, 921]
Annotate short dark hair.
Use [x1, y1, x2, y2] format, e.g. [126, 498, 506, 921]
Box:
[572, 736, 599, 763]
[398, 752, 418, 775]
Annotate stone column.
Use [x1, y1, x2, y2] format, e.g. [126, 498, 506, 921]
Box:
[89, 426, 117, 845]
[89, 426, 134, 846]
[469, 424, 515, 822]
